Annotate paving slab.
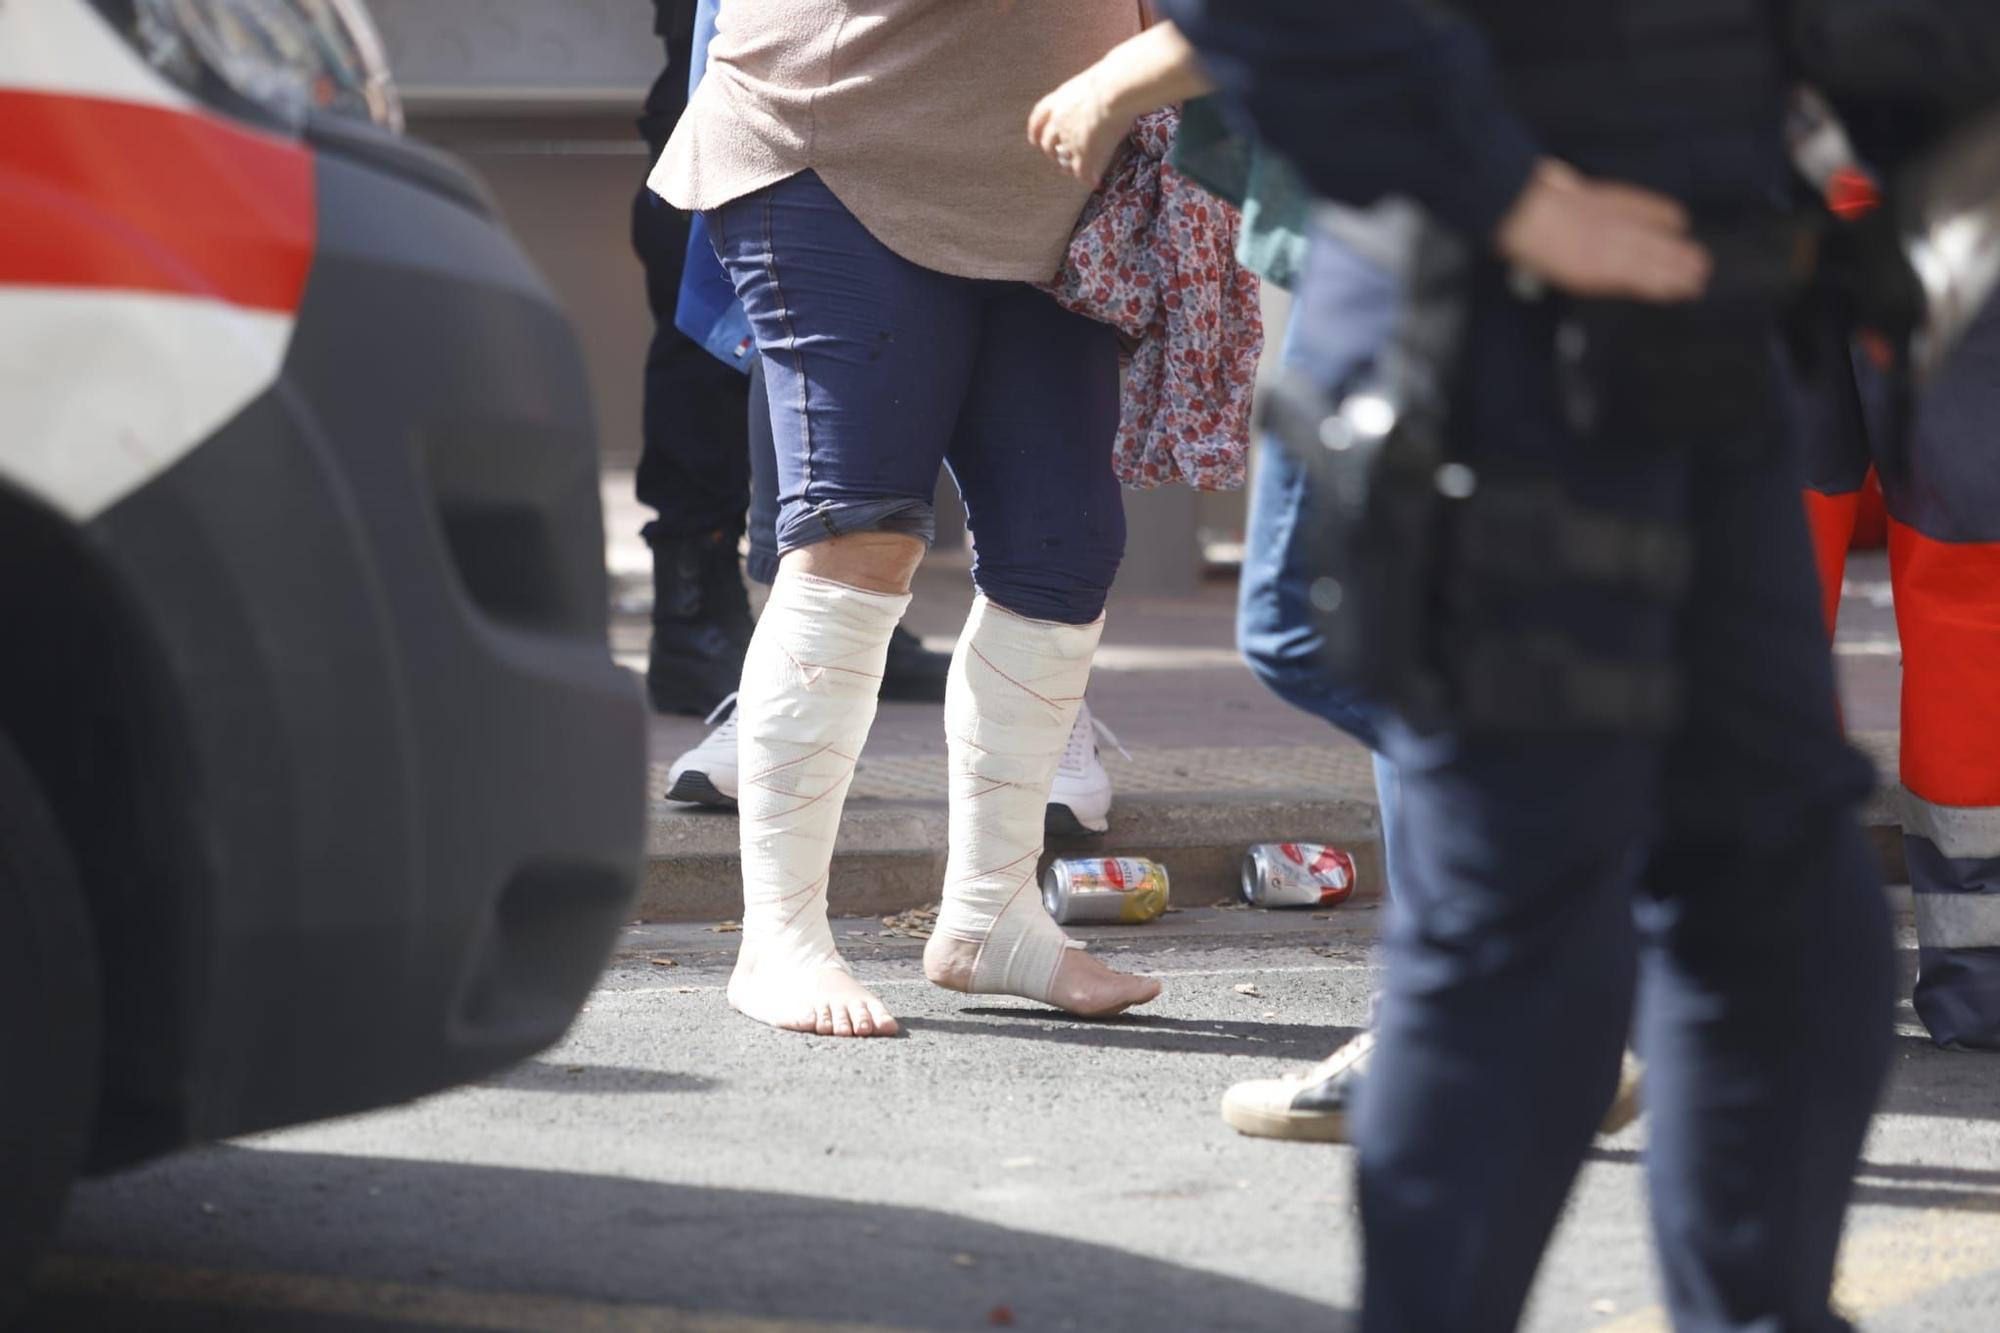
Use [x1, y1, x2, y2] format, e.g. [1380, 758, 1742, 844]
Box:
[39, 903, 1999, 1333]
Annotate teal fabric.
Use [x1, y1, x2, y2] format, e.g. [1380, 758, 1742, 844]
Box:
[1171, 96, 1313, 291]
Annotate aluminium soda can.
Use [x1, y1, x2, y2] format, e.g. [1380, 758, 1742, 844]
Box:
[1241, 843, 1357, 909]
[1041, 857, 1170, 925]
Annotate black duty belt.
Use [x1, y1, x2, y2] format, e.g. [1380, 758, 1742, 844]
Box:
[1455, 635, 1683, 736]
[1262, 209, 1698, 738]
[1455, 481, 1693, 601]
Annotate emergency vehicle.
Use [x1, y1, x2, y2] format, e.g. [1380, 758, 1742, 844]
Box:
[1, 0, 645, 1305]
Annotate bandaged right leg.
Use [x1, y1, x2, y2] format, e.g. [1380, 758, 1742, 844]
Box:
[923, 597, 1162, 1016]
[730, 569, 908, 1037]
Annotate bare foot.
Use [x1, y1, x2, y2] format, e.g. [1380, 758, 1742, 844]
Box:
[728, 947, 899, 1037]
[924, 933, 1162, 1017]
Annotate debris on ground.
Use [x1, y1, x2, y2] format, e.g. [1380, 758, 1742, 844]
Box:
[647, 956, 679, 968]
[708, 921, 742, 934]
[1233, 983, 1262, 997]
[987, 1306, 1016, 1326]
[952, 1252, 978, 1268]
[879, 902, 941, 940]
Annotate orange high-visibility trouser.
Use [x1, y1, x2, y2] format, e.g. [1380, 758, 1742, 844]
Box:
[1804, 326, 2000, 1050]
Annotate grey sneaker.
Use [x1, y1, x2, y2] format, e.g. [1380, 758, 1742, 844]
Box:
[1221, 1038, 1644, 1144]
[1221, 1031, 1374, 1143]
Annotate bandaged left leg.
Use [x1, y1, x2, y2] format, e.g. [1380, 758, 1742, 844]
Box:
[730, 569, 908, 1037]
[924, 598, 1162, 1015]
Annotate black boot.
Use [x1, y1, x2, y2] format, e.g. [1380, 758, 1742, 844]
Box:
[646, 529, 755, 716]
[881, 624, 951, 702]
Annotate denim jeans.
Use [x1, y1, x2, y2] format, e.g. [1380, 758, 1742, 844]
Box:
[745, 357, 780, 585]
[707, 170, 1125, 625]
[1236, 228, 1405, 893]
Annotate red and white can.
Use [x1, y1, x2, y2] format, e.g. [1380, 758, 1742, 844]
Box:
[1241, 843, 1357, 909]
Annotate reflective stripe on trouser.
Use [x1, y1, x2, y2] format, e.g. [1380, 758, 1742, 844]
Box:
[1896, 748, 2000, 1048]
[1798, 307, 2000, 1049]
[1891, 518, 2000, 1050]
[1904, 792, 2000, 1050]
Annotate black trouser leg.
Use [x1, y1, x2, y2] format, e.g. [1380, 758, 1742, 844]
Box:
[633, 37, 755, 714]
[632, 38, 750, 545]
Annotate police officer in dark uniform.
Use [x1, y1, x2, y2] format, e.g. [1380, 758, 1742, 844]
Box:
[1159, 3, 1897, 1329]
[633, 0, 756, 715]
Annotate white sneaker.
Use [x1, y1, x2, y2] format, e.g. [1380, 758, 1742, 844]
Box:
[1047, 702, 1123, 835]
[665, 694, 739, 807]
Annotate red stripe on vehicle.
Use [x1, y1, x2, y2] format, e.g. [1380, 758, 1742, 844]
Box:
[1890, 519, 2000, 808]
[0, 90, 313, 311]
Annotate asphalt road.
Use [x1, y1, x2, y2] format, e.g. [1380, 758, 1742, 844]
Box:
[28, 906, 2000, 1332]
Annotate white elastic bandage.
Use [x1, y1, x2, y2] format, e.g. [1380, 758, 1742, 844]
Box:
[935, 597, 1103, 1001]
[736, 570, 909, 974]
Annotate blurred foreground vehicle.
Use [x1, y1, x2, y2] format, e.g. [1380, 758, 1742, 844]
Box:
[0, 0, 645, 1310]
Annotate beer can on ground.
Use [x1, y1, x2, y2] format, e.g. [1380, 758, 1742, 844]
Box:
[1242, 843, 1357, 909]
[1042, 857, 1170, 925]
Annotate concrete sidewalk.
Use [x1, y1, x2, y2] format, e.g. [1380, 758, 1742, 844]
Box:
[606, 473, 1909, 921]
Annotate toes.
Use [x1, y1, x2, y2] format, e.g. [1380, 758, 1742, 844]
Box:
[815, 1003, 837, 1036]
[864, 999, 900, 1037]
[843, 997, 898, 1038]
[831, 1003, 857, 1038]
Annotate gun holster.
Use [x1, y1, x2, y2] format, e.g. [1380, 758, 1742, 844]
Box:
[1259, 221, 1692, 736]
[1259, 366, 1453, 726]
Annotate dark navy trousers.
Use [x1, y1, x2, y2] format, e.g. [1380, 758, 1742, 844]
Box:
[1348, 275, 1896, 1332]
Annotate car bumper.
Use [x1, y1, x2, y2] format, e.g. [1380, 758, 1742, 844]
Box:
[85, 128, 646, 1147]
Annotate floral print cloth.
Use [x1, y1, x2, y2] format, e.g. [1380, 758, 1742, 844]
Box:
[1041, 106, 1263, 491]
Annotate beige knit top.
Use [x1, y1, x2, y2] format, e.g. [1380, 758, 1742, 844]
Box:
[648, 1, 1145, 283]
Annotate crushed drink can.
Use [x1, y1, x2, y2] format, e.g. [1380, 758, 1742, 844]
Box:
[1242, 843, 1357, 909]
[1042, 857, 1170, 925]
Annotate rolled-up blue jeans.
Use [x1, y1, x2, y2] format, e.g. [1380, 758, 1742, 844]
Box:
[1236, 227, 1405, 893]
[745, 356, 780, 585]
[707, 170, 1125, 625]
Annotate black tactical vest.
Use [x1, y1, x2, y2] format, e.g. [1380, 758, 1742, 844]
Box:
[1466, 0, 1789, 208]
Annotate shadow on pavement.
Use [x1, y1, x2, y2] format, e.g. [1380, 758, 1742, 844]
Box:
[914, 1011, 1355, 1062]
[1591, 1147, 2000, 1214]
[474, 1059, 719, 1096]
[1876, 1033, 2000, 1121]
[31, 1146, 1351, 1332]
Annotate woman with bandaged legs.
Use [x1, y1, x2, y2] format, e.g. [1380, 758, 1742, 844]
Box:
[650, 0, 1164, 1037]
